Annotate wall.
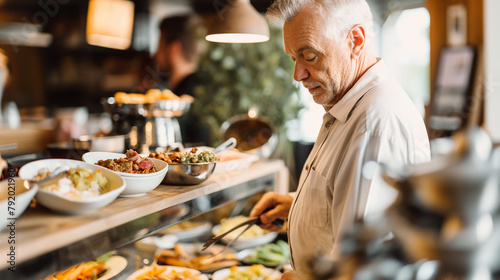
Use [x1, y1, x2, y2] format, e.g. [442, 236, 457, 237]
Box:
[484, 0, 500, 143]
[427, 0, 483, 90]
[426, 0, 484, 128]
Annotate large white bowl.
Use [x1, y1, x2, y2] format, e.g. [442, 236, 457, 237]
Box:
[18, 159, 126, 214]
[82, 152, 168, 197]
[0, 177, 38, 231]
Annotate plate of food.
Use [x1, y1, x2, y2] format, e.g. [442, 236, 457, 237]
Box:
[212, 265, 282, 280]
[45, 253, 127, 280]
[126, 264, 208, 280]
[154, 243, 240, 273]
[238, 240, 290, 267]
[158, 220, 212, 241]
[212, 216, 278, 251]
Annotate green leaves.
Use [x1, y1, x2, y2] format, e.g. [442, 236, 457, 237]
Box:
[193, 26, 303, 146]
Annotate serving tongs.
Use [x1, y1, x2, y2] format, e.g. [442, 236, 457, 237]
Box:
[202, 214, 284, 256]
[28, 166, 70, 188]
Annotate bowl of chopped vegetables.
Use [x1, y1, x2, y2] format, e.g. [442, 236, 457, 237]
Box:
[19, 159, 125, 214]
[149, 148, 217, 185]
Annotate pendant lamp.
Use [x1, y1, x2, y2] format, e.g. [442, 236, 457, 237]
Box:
[205, 0, 269, 43]
[86, 0, 135, 50]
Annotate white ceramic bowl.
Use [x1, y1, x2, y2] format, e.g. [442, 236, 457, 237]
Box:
[0, 177, 38, 231]
[82, 152, 168, 197]
[18, 159, 125, 215]
[212, 224, 278, 251]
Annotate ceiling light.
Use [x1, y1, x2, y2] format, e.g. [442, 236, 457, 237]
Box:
[86, 0, 135, 50]
[205, 0, 269, 43]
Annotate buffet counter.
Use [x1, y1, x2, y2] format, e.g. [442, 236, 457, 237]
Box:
[0, 159, 288, 279]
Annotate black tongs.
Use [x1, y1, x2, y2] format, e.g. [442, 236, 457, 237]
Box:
[202, 216, 284, 255]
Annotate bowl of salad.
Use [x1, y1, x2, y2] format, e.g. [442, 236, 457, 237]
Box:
[19, 159, 126, 214]
[149, 148, 217, 185]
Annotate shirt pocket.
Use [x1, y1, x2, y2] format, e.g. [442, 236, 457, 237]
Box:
[302, 169, 329, 228]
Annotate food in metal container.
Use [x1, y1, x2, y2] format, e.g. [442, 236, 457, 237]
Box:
[154, 243, 239, 272]
[96, 149, 156, 174]
[114, 89, 193, 104]
[150, 148, 217, 164]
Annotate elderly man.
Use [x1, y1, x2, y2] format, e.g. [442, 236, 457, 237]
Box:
[249, 0, 431, 279]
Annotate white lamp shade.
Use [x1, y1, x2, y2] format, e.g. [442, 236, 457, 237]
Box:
[86, 0, 135, 50]
[205, 0, 269, 43]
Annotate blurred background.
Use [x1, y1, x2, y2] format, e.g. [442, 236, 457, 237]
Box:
[0, 0, 498, 188]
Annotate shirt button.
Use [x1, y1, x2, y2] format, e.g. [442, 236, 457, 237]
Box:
[305, 164, 310, 171]
[325, 122, 331, 129]
[312, 166, 316, 171]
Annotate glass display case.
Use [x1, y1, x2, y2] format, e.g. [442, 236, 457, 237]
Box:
[0, 159, 288, 280]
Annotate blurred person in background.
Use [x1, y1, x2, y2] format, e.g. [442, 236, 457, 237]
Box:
[249, 0, 431, 279]
[154, 14, 210, 147]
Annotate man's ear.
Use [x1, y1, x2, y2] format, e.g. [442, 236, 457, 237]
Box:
[348, 25, 366, 60]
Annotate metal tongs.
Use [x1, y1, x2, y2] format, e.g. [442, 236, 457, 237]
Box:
[29, 166, 70, 187]
[202, 214, 284, 256]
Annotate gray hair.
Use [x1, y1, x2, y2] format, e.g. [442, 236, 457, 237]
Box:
[266, 0, 374, 41]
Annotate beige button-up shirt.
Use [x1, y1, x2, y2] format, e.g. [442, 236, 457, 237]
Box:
[288, 59, 431, 278]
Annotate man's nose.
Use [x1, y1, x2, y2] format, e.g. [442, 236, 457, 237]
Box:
[293, 62, 309, 82]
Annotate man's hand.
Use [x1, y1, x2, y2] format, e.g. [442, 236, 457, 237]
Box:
[250, 192, 293, 232]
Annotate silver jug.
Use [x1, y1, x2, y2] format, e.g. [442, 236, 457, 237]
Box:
[103, 97, 190, 154]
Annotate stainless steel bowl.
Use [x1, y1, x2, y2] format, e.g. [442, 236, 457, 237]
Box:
[162, 161, 217, 185]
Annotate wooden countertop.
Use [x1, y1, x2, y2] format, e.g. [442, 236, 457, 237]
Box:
[0, 159, 288, 270]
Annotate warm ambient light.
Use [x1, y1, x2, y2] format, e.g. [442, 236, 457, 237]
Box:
[205, 0, 269, 43]
[86, 0, 134, 50]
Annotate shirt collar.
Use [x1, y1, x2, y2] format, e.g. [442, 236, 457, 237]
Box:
[327, 58, 390, 123]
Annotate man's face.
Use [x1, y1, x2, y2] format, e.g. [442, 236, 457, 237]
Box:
[283, 6, 353, 106]
[154, 34, 171, 73]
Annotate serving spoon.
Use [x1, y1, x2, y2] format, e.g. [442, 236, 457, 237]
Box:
[28, 166, 70, 188]
[212, 137, 237, 155]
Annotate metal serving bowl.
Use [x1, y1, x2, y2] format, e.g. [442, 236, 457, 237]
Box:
[162, 161, 217, 185]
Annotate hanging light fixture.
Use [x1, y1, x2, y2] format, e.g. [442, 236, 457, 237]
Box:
[86, 0, 135, 50]
[205, 0, 269, 43]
